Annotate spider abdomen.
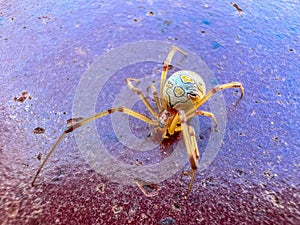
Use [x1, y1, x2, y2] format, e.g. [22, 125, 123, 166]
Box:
[162, 70, 206, 111]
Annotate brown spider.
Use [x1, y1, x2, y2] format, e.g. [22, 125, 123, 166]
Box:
[32, 46, 244, 195]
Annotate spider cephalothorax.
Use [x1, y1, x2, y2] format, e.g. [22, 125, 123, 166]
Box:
[32, 46, 244, 196]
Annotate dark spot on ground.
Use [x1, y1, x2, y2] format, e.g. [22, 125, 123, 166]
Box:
[236, 169, 245, 176]
[273, 136, 279, 142]
[37, 153, 42, 160]
[135, 159, 143, 166]
[172, 203, 180, 211]
[231, 2, 243, 14]
[13, 91, 31, 103]
[33, 127, 45, 134]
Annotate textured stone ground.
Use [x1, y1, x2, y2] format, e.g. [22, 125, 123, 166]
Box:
[0, 1, 299, 224]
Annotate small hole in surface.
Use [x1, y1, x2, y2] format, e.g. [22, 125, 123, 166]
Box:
[273, 137, 279, 142]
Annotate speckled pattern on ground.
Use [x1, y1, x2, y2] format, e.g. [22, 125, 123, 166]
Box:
[0, 1, 299, 225]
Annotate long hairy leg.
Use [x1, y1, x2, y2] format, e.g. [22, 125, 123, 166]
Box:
[32, 107, 157, 186]
[187, 110, 218, 127]
[187, 82, 244, 118]
[178, 110, 200, 196]
[147, 83, 162, 112]
[160, 46, 187, 98]
[126, 78, 158, 118]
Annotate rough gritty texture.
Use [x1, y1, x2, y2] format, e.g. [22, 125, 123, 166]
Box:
[0, 1, 299, 224]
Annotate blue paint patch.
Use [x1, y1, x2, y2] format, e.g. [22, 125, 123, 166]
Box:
[202, 19, 210, 25]
[212, 41, 222, 49]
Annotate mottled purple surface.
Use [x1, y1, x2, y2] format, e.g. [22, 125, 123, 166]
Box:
[1, 1, 299, 224]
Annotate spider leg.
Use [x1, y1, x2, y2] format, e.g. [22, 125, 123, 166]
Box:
[168, 113, 180, 135]
[178, 110, 200, 196]
[32, 106, 157, 186]
[187, 82, 244, 118]
[126, 78, 158, 118]
[169, 109, 214, 135]
[160, 46, 187, 98]
[147, 84, 161, 112]
[187, 110, 218, 127]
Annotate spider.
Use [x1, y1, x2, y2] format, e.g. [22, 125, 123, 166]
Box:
[32, 46, 244, 195]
